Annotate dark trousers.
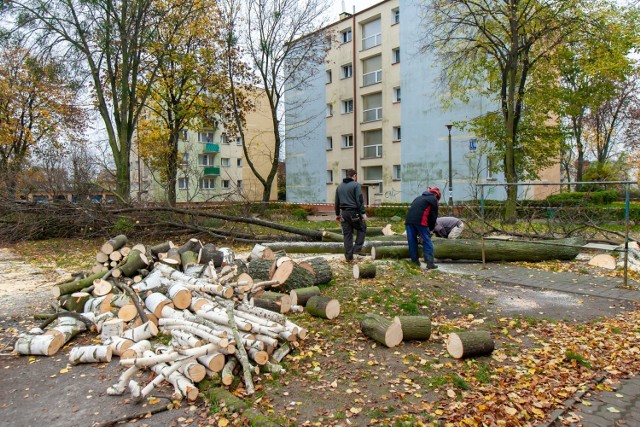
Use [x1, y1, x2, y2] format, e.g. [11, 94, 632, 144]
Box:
[340, 210, 366, 260]
[405, 224, 434, 263]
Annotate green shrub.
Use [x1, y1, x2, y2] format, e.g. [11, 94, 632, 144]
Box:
[112, 217, 134, 234]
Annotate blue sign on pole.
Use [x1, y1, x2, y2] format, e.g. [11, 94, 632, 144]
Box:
[469, 138, 477, 151]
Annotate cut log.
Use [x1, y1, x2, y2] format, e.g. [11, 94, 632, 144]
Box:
[112, 250, 149, 278]
[101, 319, 125, 342]
[353, 263, 376, 279]
[299, 257, 333, 285]
[69, 345, 112, 364]
[96, 251, 110, 263]
[271, 260, 315, 291]
[109, 251, 122, 262]
[588, 254, 617, 270]
[122, 321, 159, 342]
[360, 313, 403, 348]
[254, 291, 292, 314]
[290, 286, 321, 307]
[305, 296, 340, 320]
[263, 241, 408, 254]
[61, 292, 92, 313]
[446, 331, 495, 359]
[150, 241, 174, 256]
[52, 271, 108, 298]
[177, 238, 203, 255]
[248, 259, 275, 281]
[101, 235, 128, 255]
[371, 237, 586, 262]
[198, 353, 226, 373]
[180, 250, 199, 271]
[14, 333, 65, 356]
[221, 357, 237, 386]
[167, 283, 193, 310]
[104, 336, 134, 356]
[397, 316, 432, 341]
[198, 243, 224, 267]
[117, 304, 139, 322]
[251, 297, 288, 314]
[92, 279, 113, 297]
[120, 340, 152, 360]
[145, 292, 174, 318]
[249, 244, 275, 261]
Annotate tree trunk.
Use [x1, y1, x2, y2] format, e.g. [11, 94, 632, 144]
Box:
[248, 259, 275, 281]
[397, 316, 431, 341]
[112, 250, 149, 278]
[305, 296, 340, 320]
[263, 240, 407, 254]
[360, 313, 402, 348]
[271, 260, 315, 291]
[290, 286, 321, 307]
[353, 263, 376, 279]
[371, 237, 585, 262]
[101, 235, 128, 255]
[198, 243, 224, 267]
[298, 257, 333, 285]
[446, 331, 495, 359]
[53, 271, 108, 298]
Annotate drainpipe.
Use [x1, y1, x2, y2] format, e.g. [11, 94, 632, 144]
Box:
[352, 12, 358, 173]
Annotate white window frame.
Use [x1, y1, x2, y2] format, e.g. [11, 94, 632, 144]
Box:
[326, 136, 333, 150]
[200, 177, 216, 189]
[393, 165, 401, 180]
[341, 29, 352, 43]
[392, 48, 400, 64]
[393, 86, 401, 103]
[221, 157, 230, 167]
[341, 134, 354, 148]
[178, 177, 189, 190]
[341, 64, 353, 79]
[221, 133, 230, 144]
[326, 103, 333, 117]
[326, 170, 333, 184]
[200, 154, 214, 166]
[342, 99, 353, 114]
[198, 131, 214, 143]
[392, 8, 399, 25]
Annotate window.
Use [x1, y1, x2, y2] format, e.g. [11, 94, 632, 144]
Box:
[326, 136, 333, 150]
[236, 137, 242, 145]
[393, 126, 401, 141]
[221, 133, 229, 144]
[326, 170, 333, 184]
[341, 134, 354, 148]
[326, 70, 332, 84]
[341, 28, 352, 43]
[237, 180, 243, 188]
[362, 55, 382, 86]
[393, 165, 401, 180]
[392, 48, 400, 64]
[341, 64, 353, 79]
[179, 129, 188, 140]
[363, 92, 382, 122]
[221, 157, 230, 167]
[362, 19, 381, 50]
[393, 86, 401, 102]
[341, 169, 349, 179]
[363, 129, 382, 158]
[200, 154, 214, 166]
[236, 158, 243, 167]
[363, 165, 383, 181]
[200, 177, 216, 189]
[180, 152, 189, 165]
[342, 99, 353, 114]
[198, 131, 214, 143]
[487, 157, 496, 180]
[222, 179, 231, 189]
[392, 8, 400, 25]
[326, 103, 333, 117]
[178, 177, 189, 190]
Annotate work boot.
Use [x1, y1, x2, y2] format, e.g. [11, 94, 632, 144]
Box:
[425, 256, 438, 270]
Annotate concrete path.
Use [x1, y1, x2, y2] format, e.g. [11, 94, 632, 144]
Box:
[436, 260, 640, 427]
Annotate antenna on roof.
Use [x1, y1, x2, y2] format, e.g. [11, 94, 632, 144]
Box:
[341, 0, 345, 12]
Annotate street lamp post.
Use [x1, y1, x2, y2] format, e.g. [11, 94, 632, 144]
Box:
[446, 124, 453, 206]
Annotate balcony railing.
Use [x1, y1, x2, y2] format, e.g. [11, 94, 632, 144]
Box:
[204, 143, 220, 152]
[363, 107, 382, 122]
[362, 70, 382, 86]
[363, 144, 383, 158]
[362, 33, 382, 50]
[203, 167, 220, 176]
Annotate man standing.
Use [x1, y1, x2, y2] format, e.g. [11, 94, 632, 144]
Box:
[405, 187, 440, 269]
[335, 169, 367, 261]
[434, 217, 464, 239]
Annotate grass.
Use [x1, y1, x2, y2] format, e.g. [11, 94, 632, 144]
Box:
[565, 350, 593, 369]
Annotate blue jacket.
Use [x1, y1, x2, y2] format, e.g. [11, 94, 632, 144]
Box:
[405, 191, 439, 230]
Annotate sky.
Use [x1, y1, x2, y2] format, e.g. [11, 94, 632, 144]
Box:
[329, 0, 380, 20]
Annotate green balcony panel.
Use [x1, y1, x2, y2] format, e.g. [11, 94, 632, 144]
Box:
[203, 167, 220, 176]
[204, 143, 220, 152]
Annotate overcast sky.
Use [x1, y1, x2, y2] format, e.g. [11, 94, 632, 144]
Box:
[328, 0, 380, 20]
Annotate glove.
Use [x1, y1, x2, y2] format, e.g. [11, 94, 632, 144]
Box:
[336, 216, 341, 222]
[361, 214, 367, 221]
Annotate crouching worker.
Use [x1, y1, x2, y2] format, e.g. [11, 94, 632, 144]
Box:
[434, 217, 464, 239]
[405, 187, 440, 269]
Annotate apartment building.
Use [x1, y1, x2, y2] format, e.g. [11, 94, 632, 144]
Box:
[285, 0, 559, 205]
[131, 89, 277, 204]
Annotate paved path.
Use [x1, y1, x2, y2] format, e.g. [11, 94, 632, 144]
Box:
[436, 260, 640, 426]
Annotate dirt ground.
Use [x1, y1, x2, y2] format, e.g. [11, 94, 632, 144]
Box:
[0, 246, 636, 427]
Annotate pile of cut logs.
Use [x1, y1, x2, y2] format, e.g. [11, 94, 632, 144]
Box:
[13, 236, 339, 400]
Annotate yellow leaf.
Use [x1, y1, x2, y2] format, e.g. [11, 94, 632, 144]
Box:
[218, 418, 229, 426]
[582, 401, 592, 407]
[607, 407, 620, 413]
[447, 389, 456, 398]
[148, 397, 161, 405]
[504, 406, 518, 416]
[350, 407, 362, 414]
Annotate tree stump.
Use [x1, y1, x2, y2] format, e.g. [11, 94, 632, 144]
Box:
[305, 296, 340, 319]
[353, 263, 376, 279]
[271, 260, 315, 291]
[446, 331, 495, 359]
[360, 313, 403, 348]
[290, 286, 321, 307]
[397, 316, 431, 341]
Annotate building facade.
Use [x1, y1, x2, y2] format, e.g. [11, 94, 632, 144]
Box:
[131, 89, 278, 204]
[285, 0, 559, 205]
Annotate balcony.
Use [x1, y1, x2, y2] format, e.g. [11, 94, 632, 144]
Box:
[203, 167, 220, 176]
[204, 143, 220, 152]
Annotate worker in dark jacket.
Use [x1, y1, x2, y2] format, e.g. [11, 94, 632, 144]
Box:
[335, 169, 367, 261]
[405, 187, 440, 269]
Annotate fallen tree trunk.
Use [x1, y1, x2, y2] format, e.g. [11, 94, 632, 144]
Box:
[263, 240, 407, 254]
[371, 237, 586, 262]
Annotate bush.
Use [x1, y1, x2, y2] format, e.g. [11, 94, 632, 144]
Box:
[546, 190, 618, 206]
[112, 217, 135, 234]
